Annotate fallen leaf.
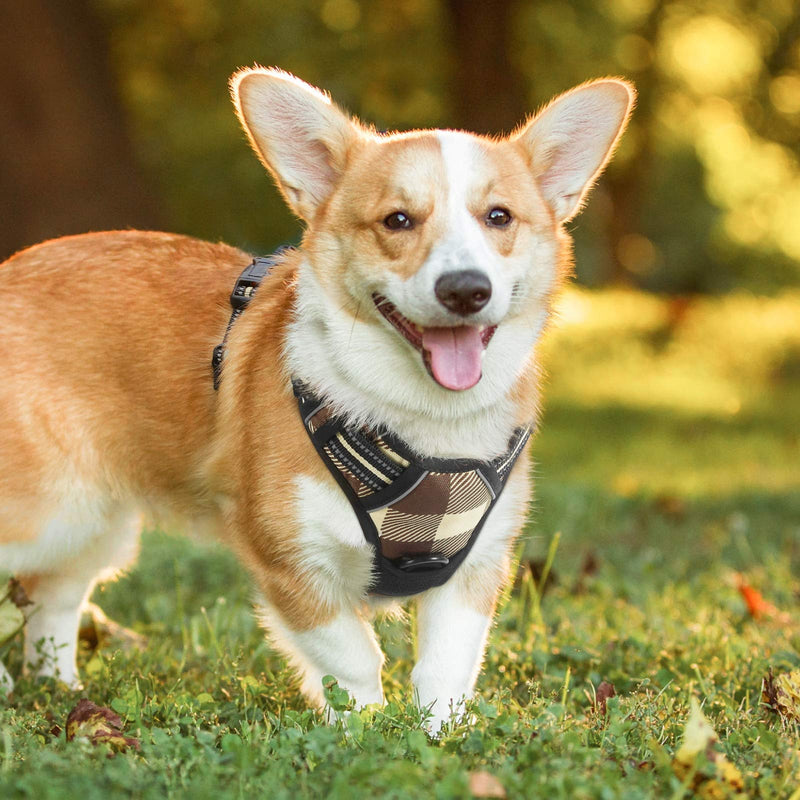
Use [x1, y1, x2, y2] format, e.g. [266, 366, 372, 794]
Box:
[66, 699, 140, 752]
[735, 576, 791, 624]
[468, 771, 506, 798]
[736, 579, 776, 620]
[672, 698, 745, 797]
[675, 699, 718, 762]
[594, 680, 616, 716]
[762, 668, 800, 722]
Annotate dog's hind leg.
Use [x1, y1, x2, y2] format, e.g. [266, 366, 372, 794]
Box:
[22, 510, 141, 687]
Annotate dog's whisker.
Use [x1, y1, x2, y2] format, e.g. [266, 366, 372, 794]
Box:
[347, 299, 362, 349]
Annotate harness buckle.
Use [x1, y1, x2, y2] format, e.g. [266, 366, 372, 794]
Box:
[394, 554, 450, 572]
[230, 258, 273, 310]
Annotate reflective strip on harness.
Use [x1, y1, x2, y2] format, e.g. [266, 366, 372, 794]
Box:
[294, 382, 531, 596]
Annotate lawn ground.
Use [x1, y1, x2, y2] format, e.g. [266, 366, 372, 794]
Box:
[1, 288, 799, 799]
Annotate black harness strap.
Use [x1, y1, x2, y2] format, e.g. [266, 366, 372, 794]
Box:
[212, 255, 281, 389]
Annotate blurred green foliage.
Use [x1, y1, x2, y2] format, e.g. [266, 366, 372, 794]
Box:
[92, 0, 800, 293]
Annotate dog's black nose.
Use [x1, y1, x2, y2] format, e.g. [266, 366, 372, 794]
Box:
[434, 270, 492, 317]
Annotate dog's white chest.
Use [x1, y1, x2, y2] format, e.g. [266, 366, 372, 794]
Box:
[292, 475, 375, 599]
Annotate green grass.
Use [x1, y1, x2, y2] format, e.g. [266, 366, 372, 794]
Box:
[2, 288, 800, 798]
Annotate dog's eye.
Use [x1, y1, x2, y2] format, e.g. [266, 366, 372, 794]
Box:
[485, 207, 512, 228]
[383, 211, 414, 231]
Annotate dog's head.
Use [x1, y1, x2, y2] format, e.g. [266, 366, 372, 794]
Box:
[231, 68, 633, 401]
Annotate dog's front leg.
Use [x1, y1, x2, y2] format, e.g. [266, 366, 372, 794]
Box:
[262, 599, 385, 711]
[412, 574, 500, 733]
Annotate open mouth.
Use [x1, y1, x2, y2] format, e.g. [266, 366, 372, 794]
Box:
[373, 294, 496, 391]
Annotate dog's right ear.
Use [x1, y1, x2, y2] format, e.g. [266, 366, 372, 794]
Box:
[231, 68, 360, 221]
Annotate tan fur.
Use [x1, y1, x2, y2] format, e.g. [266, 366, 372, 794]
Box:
[0, 232, 235, 529]
[206, 257, 339, 630]
[303, 132, 449, 319]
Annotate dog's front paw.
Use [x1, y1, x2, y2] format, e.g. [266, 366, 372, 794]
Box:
[419, 696, 472, 738]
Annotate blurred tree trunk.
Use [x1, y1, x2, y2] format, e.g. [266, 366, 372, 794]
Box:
[445, 0, 527, 135]
[0, 0, 160, 260]
[602, 0, 665, 286]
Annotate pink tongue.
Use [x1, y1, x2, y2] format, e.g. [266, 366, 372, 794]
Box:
[422, 326, 485, 391]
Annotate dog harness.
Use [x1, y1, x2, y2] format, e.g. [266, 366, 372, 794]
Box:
[213, 257, 532, 596]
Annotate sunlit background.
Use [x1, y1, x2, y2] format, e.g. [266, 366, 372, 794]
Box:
[2, 0, 800, 291]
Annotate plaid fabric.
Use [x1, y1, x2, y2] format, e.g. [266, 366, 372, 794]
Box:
[368, 470, 492, 559]
[305, 402, 509, 561]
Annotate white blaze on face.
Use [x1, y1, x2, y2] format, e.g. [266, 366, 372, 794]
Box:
[433, 131, 506, 304]
[398, 132, 509, 392]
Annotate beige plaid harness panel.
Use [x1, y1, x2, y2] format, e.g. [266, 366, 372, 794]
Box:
[368, 470, 493, 559]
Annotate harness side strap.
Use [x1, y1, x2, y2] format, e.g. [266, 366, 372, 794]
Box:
[212, 254, 284, 390]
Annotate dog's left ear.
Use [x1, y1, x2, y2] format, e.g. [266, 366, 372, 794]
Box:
[231, 67, 360, 221]
[514, 79, 635, 223]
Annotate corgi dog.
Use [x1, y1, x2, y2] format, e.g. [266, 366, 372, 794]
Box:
[0, 68, 633, 730]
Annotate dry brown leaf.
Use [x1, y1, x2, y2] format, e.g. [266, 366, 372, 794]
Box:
[762, 668, 800, 722]
[594, 680, 617, 716]
[8, 578, 33, 608]
[66, 699, 140, 753]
